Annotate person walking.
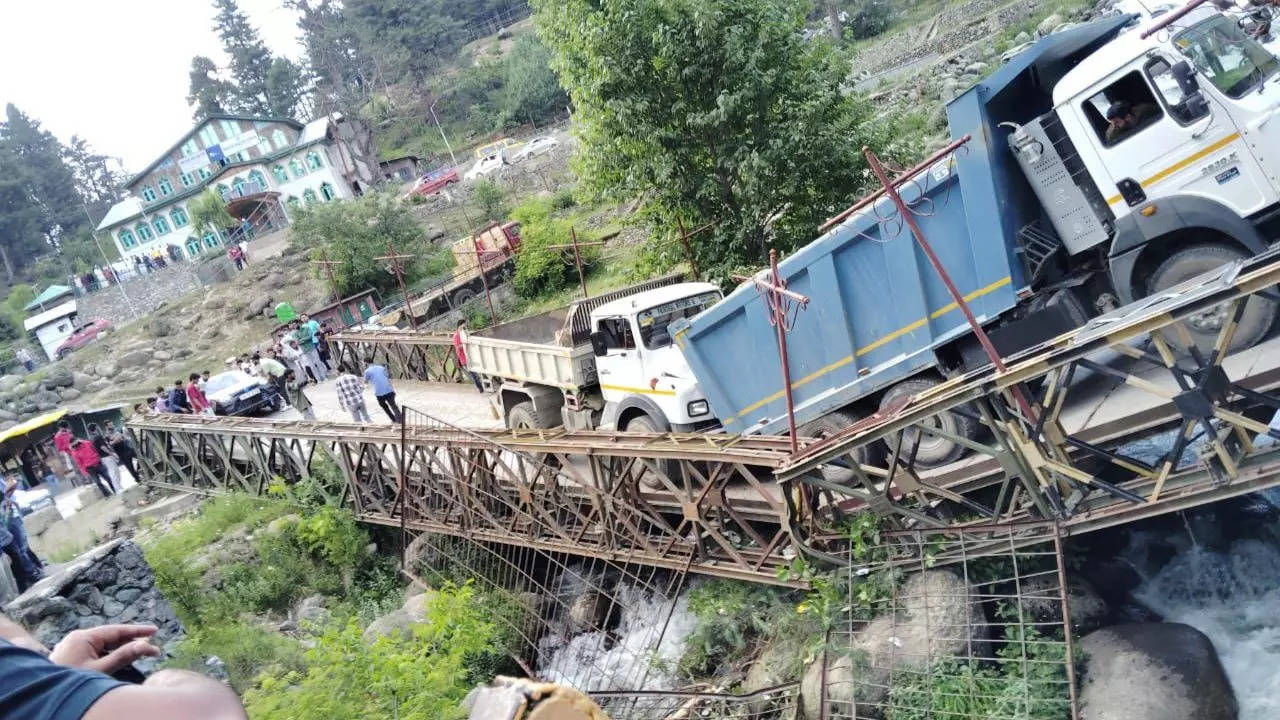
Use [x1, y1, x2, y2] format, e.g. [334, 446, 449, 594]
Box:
[186, 373, 212, 415]
[2, 475, 44, 592]
[227, 243, 244, 271]
[363, 362, 401, 422]
[167, 380, 191, 414]
[52, 421, 81, 486]
[280, 336, 307, 382]
[88, 424, 120, 492]
[107, 426, 139, 483]
[296, 316, 328, 382]
[284, 370, 316, 420]
[15, 347, 33, 374]
[334, 370, 372, 423]
[315, 321, 334, 372]
[71, 438, 114, 497]
[453, 320, 485, 393]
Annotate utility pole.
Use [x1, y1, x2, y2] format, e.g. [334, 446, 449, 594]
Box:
[375, 242, 418, 330]
[311, 249, 343, 303]
[471, 236, 497, 325]
[734, 250, 808, 453]
[78, 200, 138, 320]
[546, 230, 608, 299]
[429, 99, 459, 168]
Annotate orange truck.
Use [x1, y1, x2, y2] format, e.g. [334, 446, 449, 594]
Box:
[407, 221, 522, 322]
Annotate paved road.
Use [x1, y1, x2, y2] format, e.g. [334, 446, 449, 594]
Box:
[270, 378, 501, 429]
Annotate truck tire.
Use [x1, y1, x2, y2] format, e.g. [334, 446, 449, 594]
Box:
[798, 410, 883, 484]
[1148, 244, 1275, 355]
[451, 288, 477, 307]
[507, 401, 558, 430]
[624, 414, 682, 490]
[878, 378, 976, 468]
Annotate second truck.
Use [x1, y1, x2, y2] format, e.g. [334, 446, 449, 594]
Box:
[463, 3, 1280, 468]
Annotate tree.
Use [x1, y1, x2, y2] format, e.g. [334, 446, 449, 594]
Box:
[500, 35, 567, 126]
[532, 0, 873, 277]
[289, 192, 451, 296]
[187, 56, 235, 120]
[343, 0, 466, 85]
[189, 189, 236, 241]
[265, 58, 308, 118]
[212, 0, 275, 115]
[63, 136, 122, 221]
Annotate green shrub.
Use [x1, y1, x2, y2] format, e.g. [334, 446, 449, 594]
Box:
[510, 197, 596, 300]
[166, 621, 305, 693]
[678, 579, 810, 680]
[550, 188, 577, 210]
[244, 584, 505, 720]
[473, 179, 507, 222]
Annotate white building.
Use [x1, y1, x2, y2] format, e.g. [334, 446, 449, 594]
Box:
[96, 114, 377, 263]
[24, 301, 78, 362]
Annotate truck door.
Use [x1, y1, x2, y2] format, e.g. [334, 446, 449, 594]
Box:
[1169, 14, 1280, 195]
[594, 316, 644, 406]
[1071, 56, 1271, 218]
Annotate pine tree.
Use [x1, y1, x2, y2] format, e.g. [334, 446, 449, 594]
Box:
[265, 57, 308, 118]
[187, 56, 235, 120]
[212, 0, 274, 114]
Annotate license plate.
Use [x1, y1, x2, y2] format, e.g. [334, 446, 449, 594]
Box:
[240, 389, 260, 399]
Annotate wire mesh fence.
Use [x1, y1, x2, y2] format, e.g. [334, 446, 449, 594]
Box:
[818, 524, 1077, 720]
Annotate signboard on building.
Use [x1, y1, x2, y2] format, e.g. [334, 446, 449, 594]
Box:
[179, 153, 209, 174]
[221, 132, 260, 157]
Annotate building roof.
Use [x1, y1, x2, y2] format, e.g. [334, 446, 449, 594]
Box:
[23, 300, 76, 331]
[297, 115, 332, 146]
[95, 197, 144, 231]
[126, 113, 305, 188]
[24, 285, 74, 312]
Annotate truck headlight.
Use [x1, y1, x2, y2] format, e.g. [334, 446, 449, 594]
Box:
[687, 400, 709, 417]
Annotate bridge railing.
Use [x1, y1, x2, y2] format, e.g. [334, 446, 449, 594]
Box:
[329, 330, 465, 383]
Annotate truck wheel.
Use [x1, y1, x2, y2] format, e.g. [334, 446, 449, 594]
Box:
[451, 288, 477, 307]
[798, 410, 883, 484]
[507, 401, 558, 430]
[878, 378, 976, 468]
[625, 414, 682, 490]
[1148, 244, 1275, 355]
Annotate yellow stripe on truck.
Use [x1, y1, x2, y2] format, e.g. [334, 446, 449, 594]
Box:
[1105, 133, 1240, 206]
[721, 276, 1012, 425]
[601, 383, 676, 397]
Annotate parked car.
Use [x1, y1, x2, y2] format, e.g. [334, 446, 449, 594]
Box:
[513, 136, 560, 162]
[406, 167, 459, 198]
[464, 152, 507, 181]
[55, 318, 111, 359]
[12, 486, 54, 516]
[205, 370, 283, 416]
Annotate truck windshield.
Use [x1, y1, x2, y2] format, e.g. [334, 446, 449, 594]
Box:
[1174, 14, 1280, 99]
[637, 291, 721, 350]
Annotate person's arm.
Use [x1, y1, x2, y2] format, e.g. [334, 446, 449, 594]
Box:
[85, 670, 247, 720]
[0, 613, 48, 653]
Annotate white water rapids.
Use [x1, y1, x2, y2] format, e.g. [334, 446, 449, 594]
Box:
[1125, 499, 1280, 719]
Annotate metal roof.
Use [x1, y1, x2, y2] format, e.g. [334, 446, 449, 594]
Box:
[23, 285, 74, 312]
[125, 113, 305, 188]
[23, 300, 77, 331]
[95, 196, 144, 231]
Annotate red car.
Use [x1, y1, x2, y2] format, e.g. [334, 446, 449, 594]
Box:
[406, 167, 459, 198]
[56, 318, 111, 359]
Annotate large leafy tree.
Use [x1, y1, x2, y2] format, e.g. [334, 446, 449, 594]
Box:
[532, 0, 872, 276]
[343, 0, 466, 85]
[187, 56, 235, 120]
[500, 35, 567, 127]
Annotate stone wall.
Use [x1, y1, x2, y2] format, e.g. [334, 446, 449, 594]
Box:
[78, 264, 203, 329]
[4, 539, 183, 670]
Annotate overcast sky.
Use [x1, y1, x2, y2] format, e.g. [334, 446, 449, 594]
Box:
[0, 0, 305, 175]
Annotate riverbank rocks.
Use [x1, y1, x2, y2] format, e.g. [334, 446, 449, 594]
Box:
[43, 367, 74, 389]
[1021, 575, 1110, 635]
[4, 539, 183, 673]
[1079, 623, 1237, 720]
[800, 571, 987, 719]
[363, 591, 438, 643]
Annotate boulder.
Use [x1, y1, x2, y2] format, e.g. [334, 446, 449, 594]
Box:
[245, 296, 273, 320]
[1079, 623, 1237, 720]
[1020, 575, 1110, 635]
[566, 589, 613, 634]
[72, 372, 93, 388]
[264, 514, 300, 536]
[402, 591, 436, 622]
[153, 350, 172, 362]
[964, 61, 988, 74]
[36, 402, 56, 412]
[0, 375, 22, 392]
[800, 571, 987, 718]
[294, 593, 329, 626]
[149, 317, 174, 338]
[426, 226, 447, 242]
[44, 367, 74, 389]
[0, 409, 15, 422]
[265, 272, 285, 289]
[362, 609, 414, 643]
[202, 296, 225, 310]
[1037, 13, 1064, 36]
[118, 350, 150, 366]
[1014, 30, 1032, 44]
[57, 388, 81, 401]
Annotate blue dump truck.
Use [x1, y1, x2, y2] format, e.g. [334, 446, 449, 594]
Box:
[469, 6, 1280, 467]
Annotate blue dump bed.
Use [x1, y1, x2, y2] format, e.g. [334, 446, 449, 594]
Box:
[674, 16, 1133, 435]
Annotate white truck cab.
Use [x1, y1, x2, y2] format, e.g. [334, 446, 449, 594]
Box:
[588, 282, 722, 432]
[1007, 4, 1280, 351]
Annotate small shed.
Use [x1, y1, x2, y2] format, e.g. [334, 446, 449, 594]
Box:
[380, 155, 421, 184]
[23, 301, 78, 362]
[24, 285, 74, 313]
[311, 289, 380, 330]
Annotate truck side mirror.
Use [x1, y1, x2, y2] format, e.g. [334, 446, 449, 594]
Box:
[590, 330, 609, 357]
[1171, 60, 1199, 94]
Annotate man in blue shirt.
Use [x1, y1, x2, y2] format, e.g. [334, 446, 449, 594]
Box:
[363, 362, 400, 422]
[0, 615, 246, 719]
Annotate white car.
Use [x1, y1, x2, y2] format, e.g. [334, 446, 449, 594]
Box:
[513, 136, 560, 162]
[465, 152, 507, 181]
[205, 370, 282, 416]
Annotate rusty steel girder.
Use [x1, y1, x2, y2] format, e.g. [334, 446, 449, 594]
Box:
[127, 412, 806, 585]
[777, 249, 1280, 565]
[330, 330, 466, 382]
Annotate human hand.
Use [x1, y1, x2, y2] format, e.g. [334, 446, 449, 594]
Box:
[49, 624, 161, 674]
